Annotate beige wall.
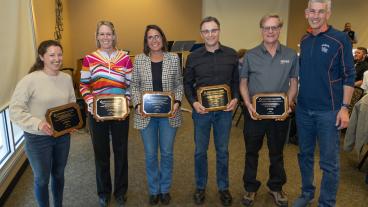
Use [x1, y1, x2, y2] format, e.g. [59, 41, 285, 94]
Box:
[287, 0, 368, 51]
[67, 0, 202, 67]
[59, 0, 73, 68]
[204, 0, 368, 52]
[32, 0, 73, 68]
[328, 0, 368, 49]
[32, 0, 202, 69]
[32, 0, 368, 70]
[32, 0, 54, 43]
[203, 0, 290, 51]
[286, 0, 308, 52]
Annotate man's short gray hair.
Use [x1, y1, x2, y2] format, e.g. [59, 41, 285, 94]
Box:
[259, 14, 283, 28]
[308, 0, 332, 12]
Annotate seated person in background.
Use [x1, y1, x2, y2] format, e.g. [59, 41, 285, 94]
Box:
[361, 71, 368, 93]
[343, 94, 368, 185]
[354, 47, 368, 87]
[343, 22, 358, 44]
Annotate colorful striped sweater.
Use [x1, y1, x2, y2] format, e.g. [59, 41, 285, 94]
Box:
[80, 49, 133, 112]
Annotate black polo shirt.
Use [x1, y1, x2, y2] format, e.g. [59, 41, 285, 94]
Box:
[354, 60, 368, 81]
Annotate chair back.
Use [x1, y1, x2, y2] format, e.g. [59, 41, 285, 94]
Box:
[349, 86, 365, 115]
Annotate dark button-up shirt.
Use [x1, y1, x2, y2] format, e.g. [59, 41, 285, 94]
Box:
[184, 45, 239, 105]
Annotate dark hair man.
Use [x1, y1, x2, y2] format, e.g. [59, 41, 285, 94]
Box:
[184, 16, 239, 206]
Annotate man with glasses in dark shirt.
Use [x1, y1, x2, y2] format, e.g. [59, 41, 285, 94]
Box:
[184, 16, 239, 206]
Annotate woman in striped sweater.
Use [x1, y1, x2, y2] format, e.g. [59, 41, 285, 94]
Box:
[79, 20, 133, 207]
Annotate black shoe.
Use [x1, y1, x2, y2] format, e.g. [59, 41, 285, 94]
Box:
[219, 190, 232, 206]
[149, 194, 160, 205]
[193, 189, 205, 205]
[116, 194, 127, 206]
[98, 196, 109, 207]
[160, 193, 171, 205]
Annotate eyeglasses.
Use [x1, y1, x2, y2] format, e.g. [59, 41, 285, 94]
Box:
[307, 9, 327, 15]
[200, 28, 220, 36]
[147, 35, 161, 41]
[261, 26, 280, 32]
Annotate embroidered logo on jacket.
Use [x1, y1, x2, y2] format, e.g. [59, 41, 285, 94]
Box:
[321, 44, 330, 53]
[280, 59, 290, 64]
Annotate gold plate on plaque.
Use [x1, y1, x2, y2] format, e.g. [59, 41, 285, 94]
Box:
[93, 94, 129, 121]
[45, 103, 83, 137]
[141, 91, 175, 117]
[197, 84, 231, 111]
[252, 93, 288, 119]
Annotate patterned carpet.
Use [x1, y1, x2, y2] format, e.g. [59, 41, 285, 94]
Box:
[3, 109, 368, 207]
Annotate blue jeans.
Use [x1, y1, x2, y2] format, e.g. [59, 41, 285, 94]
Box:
[24, 132, 70, 207]
[192, 110, 232, 190]
[140, 117, 177, 195]
[296, 106, 340, 207]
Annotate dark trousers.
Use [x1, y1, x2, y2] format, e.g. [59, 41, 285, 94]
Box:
[242, 110, 288, 192]
[88, 114, 129, 199]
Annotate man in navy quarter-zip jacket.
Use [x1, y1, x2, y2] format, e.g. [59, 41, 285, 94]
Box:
[292, 0, 355, 207]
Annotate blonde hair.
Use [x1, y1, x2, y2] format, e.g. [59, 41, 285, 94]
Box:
[95, 20, 117, 48]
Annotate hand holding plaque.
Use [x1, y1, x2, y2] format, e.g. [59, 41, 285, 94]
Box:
[141, 91, 174, 117]
[197, 84, 231, 111]
[45, 103, 83, 137]
[93, 95, 129, 121]
[252, 93, 288, 120]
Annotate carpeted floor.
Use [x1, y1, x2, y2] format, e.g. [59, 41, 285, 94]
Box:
[3, 107, 368, 207]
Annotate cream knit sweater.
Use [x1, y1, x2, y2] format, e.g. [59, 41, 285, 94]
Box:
[10, 70, 76, 135]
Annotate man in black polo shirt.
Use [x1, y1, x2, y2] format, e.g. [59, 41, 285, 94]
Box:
[184, 16, 239, 206]
[239, 14, 298, 207]
[354, 47, 368, 87]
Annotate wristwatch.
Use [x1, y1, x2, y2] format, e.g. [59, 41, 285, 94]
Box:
[341, 103, 351, 110]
